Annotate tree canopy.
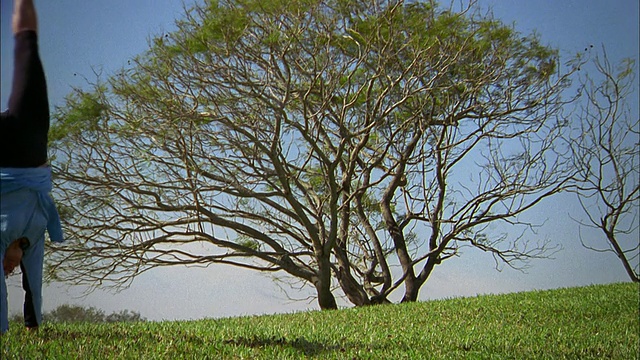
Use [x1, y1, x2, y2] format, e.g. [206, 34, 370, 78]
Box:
[48, 0, 579, 309]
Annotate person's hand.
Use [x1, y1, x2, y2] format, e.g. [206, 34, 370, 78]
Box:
[3, 241, 24, 276]
[3, 254, 21, 277]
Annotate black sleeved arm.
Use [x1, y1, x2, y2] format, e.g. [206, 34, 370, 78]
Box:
[0, 30, 49, 168]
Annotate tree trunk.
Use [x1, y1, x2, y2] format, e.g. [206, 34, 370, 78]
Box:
[335, 261, 371, 306]
[401, 282, 420, 303]
[380, 195, 419, 303]
[314, 256, 338, 310]
[403, 253, 440, 302]
[401, 259, 434, 302]
[607, 232, 640, 283]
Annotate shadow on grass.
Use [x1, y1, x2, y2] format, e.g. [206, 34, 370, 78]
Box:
[38, 327, 374, 356]
[223, 335, 366, 357]
[38, 325, 207, 346]
[36, 325, 390, 357]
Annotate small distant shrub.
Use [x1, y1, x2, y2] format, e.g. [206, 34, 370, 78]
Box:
[45, 304, 106, 323]
[104, 309, 145, 323]
[9, 304, 147, 324]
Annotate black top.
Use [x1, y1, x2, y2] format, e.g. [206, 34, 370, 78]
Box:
[0, 31, 49, 168]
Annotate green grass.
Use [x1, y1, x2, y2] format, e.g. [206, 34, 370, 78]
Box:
[2, 283, 638, 359]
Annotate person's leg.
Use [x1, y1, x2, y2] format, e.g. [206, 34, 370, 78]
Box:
[1, 0, 48, 168]
[20, 262, 37, 328]
[19, 237, 44, 329]
[13, 0, 38, 34]
[1, 249, 8, 334]
[10, 0, 47, 140]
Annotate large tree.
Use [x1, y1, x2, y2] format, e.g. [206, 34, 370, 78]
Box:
[48, 0, 579, 309]
[325, 2, 579, 304]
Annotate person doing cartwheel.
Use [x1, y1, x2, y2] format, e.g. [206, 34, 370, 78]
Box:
[1, 0, 64, 334]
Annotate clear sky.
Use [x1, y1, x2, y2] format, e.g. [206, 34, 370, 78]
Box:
[1, 0, 638, 321]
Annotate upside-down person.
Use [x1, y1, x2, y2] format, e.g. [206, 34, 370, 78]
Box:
[1, 0, 64, 334]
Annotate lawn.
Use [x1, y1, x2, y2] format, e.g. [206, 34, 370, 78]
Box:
[1, 282, 638, 359]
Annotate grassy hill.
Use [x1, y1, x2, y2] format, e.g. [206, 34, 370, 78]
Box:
[2, 282, 638, 359]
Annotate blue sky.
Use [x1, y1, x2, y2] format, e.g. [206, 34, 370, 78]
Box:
[1, 0, 638, 321]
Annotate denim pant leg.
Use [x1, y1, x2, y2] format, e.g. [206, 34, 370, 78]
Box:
[0, 249, 8, 333]
[20, 262, 37, 327]
[19, 237, 44, 328]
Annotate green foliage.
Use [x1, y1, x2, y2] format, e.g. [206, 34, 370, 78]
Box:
[200, 1, 249, 46]
[237, 237, 261, 251]
[104, 310, 146, 324]
[42, 304, 146, 324]
[182, 0, 318, 53]
[3, 283, 637, 359]
[49, 87, 108, 144]
[45, 305, 106, 324]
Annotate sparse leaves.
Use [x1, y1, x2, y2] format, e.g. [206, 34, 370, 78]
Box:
[570, 50, 639, 282]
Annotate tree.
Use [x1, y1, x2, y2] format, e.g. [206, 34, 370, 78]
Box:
[47, 0, 579, 309]
[44, 304, 106, 323]
[38, 304, 146, 323]
[105, 309, 146, 323]
[570, 50, 639, 282]
[326, 2, 579, 304]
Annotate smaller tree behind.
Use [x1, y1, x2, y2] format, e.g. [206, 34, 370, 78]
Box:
[572, 50, 639, 282]
[45, 304, 105, 323]
[105, 309, 145, 323]
[40, 304, 146, 323]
